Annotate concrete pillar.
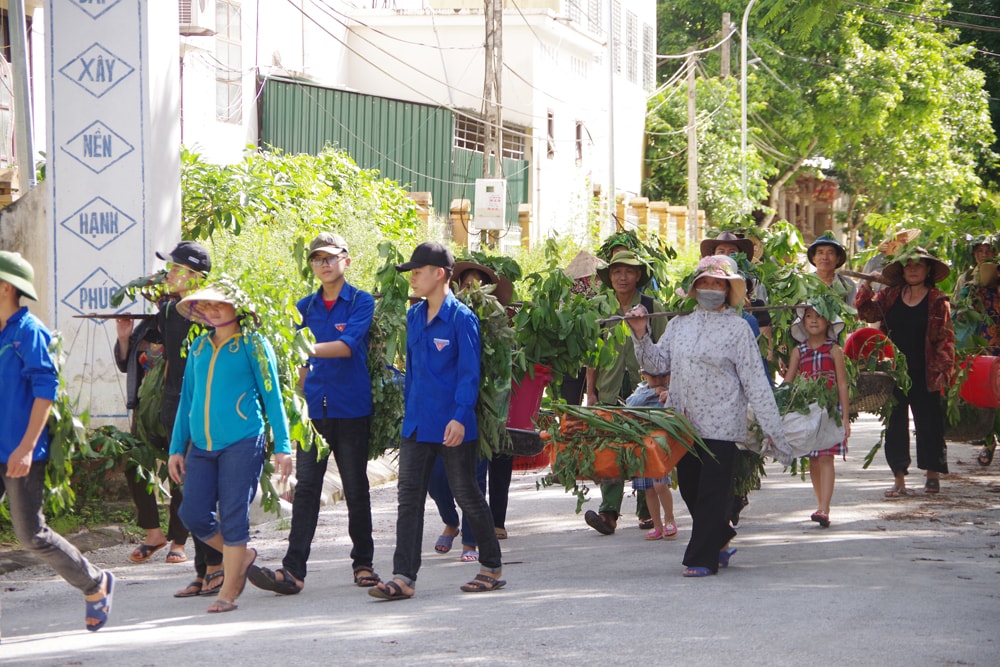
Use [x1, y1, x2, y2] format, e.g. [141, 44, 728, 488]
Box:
[407, 191, 432, 236]
[615, 193, 626, 229]
[518, 204, 531, 249]
[650, 201, 669, 240]
[668, 205, 688, 249]
[450, 199, 471, 250]
[43, 1, 180, 422]
[629, 197, 649, 240]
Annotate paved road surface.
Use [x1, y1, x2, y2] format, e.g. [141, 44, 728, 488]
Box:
[1, 415, 997, 665]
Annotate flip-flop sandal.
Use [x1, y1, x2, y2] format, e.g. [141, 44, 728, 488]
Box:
[128, 542, 167, 563]
[924, 479, 940, 494]
[460, 549, 479, 562]
[199, 570, 225, 596]
[174, 580, 204, 598]
[165, 550, 188, 564]
[718, 548, 737, 568]
[810, 512, 831, 528]
[434, 530, 460, 554]
[682, 567, 715, 578]
[206, 599, 238, 613]
[978, 444, 995, 466]
[85, 571, 114, 632]
[368, 580, 414, 601]
[884, 486, 908, 498]
[460, 573, 506, 593]
[353, 567, 381, 588]
[248, 565, 303, 595]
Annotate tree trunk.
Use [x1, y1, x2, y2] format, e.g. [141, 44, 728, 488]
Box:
[761, 136, 819, 229]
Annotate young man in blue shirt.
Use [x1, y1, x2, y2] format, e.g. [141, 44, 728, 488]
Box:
[0, 251, 113, 633]
[370, 242, 504, 600]
[248, 232, 380, 594]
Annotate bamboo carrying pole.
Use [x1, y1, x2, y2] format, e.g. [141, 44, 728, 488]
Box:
[838, 269, 891, 285]
[597, 303, 809, 325]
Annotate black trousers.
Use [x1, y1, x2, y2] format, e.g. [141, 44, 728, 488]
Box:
[885, 373, 948, 475]
[676, 438, 737, 573]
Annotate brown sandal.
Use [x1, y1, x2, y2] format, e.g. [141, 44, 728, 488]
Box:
[460, 573, 506, 593]
[353, 567, 381, 588]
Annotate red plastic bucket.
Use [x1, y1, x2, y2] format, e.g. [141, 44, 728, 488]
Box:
[959, 356, 1000, 408]
[506, 364, 552, 429]
[844, 328, 894, 362]
[509, 364, 552, 471]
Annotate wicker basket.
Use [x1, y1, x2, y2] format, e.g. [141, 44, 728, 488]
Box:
[853, 372, 896, 414]
[944, 405, 995, 442]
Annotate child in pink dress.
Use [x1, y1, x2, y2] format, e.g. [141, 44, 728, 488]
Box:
[783, 305, 850, 528]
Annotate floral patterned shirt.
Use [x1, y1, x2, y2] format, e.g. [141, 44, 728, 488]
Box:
[632, 308, 786, 448]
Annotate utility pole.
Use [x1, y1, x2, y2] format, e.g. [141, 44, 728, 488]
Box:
[720, 13, 732, 79]
[10, 0, 36, 194]
[686, 53, 698, 243]
[481, 0, 503, 248]
[608, 0, 618, 230]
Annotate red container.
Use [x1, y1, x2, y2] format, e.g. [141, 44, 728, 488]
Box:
[512, 451, 550, 472]
[509, 364, 552, 470]
[506, 364, 552, 429]
[959, 356, 1000, 408]
[845, 328, 894, 362]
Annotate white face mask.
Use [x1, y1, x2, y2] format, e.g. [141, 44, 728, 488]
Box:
[696, 289, 727, 310]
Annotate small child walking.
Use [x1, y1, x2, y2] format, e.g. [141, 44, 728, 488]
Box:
[625, 370, 677, 541]
[783, 304, 850, 528]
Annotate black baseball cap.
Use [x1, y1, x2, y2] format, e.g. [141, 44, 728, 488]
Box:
[395, 242, 455, 272]
[156, 241, 211, 274]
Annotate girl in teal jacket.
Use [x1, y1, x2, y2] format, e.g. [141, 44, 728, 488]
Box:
[168, 286, 292, 614]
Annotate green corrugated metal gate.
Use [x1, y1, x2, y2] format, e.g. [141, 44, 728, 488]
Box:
[260, 77, 527, 225]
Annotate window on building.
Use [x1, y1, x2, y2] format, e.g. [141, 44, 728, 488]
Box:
[547, 111, 555, 159]
[454, 114, 526, 160]
[566, 0, 582, 24]
[643, 23, 655, 90]
[625, 11, 638, 84]
[612, 1, 621, 74]
[215, 0, 242, 123]
[588, 0, 602, 35]
[575, 121, 583, 165]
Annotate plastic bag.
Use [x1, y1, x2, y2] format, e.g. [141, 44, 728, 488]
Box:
[781, 403, 844, 459]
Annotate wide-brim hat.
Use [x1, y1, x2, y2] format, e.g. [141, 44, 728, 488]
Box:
[176, 287, 260, 328]
[687, 255, 746, 308]
[807, 234, 847, 268]
[700, 231, 755, 259]
[0, 250, 38, 300]
[876, 229, 920, 254]
[881, 247, 950, 286]
[564, 251, 606, 280]
[596, 250, 652, 289]
[790, 304, 846, 343]
[452, 261, 514, 307]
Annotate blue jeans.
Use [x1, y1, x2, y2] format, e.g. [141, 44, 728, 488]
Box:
[179, 435, 265, 546]
[428, 455, 487, 547]
[392, 437, 502, 582]
[283, 417, 374, 580]
[0, 463, 104, 595]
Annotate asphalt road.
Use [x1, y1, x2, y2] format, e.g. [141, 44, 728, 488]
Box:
[1, 414, 998, 666]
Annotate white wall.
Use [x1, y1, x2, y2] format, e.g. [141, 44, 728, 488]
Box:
[345, 2, 653, 244]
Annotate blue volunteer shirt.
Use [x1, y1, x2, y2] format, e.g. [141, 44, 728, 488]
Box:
[297, 283, 374, 420]
[403, 292, 480, 443]
[0, 307, 59, 463]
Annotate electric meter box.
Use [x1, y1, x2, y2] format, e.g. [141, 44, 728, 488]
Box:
[473, 178, 507, 230]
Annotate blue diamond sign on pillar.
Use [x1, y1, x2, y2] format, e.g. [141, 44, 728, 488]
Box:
[58, 43, 135, 99]
[59, 197, 137, 251]
[61, 268, 126, 316]
[72, 0, 123, 20]
[60, 120, 135, 174]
